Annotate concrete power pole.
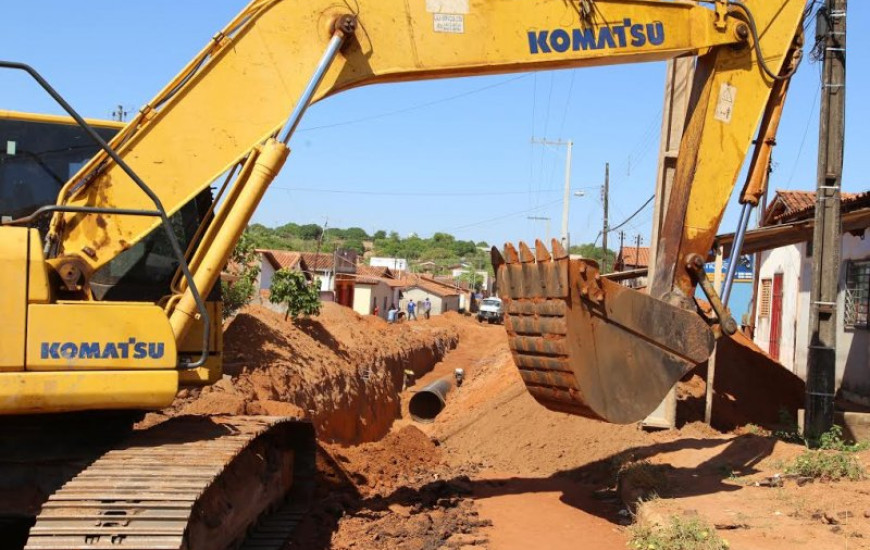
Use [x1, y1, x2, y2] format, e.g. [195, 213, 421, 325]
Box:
[619, 231, 625, 268]
[601, 163, 610, 273]
[531, 138, 574, 249]
[805, 0, 846, 440]
[560, 140, 574, 249]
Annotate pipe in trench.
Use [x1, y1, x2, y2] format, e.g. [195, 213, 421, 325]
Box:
[409, 378, 454, 423]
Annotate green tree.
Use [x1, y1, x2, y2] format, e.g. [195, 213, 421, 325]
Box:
[269, 269, 321, 320]
[344, 227, 369, 240]
[419, 247, 453, 261]
[456, 270, 484, 292]
[221, 232, 260, 319]
[342, 238, 366, 255]
[372, 230, 387, 240]
[298, 223, 324, 240]
[569, 243, 616, 271]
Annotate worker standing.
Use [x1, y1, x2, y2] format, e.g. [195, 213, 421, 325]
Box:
[423, 297, 431, 319]
[387, 304, 398, 324]
[407, 299, 417, 321]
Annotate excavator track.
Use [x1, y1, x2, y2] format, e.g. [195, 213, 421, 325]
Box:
[494, 240, 716, 424]
[24, 416, 314, 550]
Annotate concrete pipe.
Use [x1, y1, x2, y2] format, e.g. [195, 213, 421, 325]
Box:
[409, 378, 453, 423]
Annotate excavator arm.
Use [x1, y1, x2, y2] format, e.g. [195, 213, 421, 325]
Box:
[17, 0, 805, 420]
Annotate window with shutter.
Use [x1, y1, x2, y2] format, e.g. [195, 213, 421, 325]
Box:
[845, 260, 870, 329]
[759, 279, 772, 318]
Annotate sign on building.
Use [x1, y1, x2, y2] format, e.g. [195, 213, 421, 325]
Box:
[705, 254, 754, 281]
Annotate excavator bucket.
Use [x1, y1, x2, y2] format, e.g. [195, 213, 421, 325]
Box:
[494, 240, 715, 424]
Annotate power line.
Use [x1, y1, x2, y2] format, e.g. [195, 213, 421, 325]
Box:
[593, 194, 655, 246]
[297, 74, 531, 133]
[450, 199, 562, 231]
[609, 194, 654, 233]
[786, 83, 821, 187]
[273, 186, 563, 197]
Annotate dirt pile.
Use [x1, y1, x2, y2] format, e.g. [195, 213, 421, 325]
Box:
[677, 330, 806, 431]
[289, 425, 490, 550]
[167, 303, 460, 443]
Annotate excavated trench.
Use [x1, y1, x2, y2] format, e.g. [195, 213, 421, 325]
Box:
[168, 303, 460, 444]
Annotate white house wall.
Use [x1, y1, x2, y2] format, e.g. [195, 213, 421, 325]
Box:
[755, 232, 870, 400]
[838, 233, 870, 399]
[353, 282, 393, 319]
[352, 286, 373, 317]
[754, 243, 804, 372]
[258, 255, 277, 291]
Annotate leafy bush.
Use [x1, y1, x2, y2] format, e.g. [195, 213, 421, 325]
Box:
[629, 515, 729, 550]
[269, 269, 321, 320]
[817, 425, 869, 452]
[221, 233, 260, 319]
[785, 449, 865, 481]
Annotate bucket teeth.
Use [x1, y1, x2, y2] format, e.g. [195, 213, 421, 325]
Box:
[518, 241, 535, 263]
[504, 243, 519, 264]
[551, 239, 568, 260]
[491, 246, 505, 271]
[534, 240, 552, 262]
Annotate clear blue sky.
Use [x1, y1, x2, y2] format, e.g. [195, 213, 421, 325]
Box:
[1, 1, 867, 249]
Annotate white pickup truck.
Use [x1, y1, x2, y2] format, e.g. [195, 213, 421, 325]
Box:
[476, 297, 504, 324]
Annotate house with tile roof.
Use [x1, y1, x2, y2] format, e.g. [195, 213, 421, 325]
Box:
[256, 249, 311, 292]
[352, 265, 396, 318]
[399, 275, 461, 317]
[615, 245, 650, 288]
[256, 249, 358, 308]
[752, 189, 870, 404]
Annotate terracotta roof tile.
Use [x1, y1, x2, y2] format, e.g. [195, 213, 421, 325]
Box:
[297, 252, 332, 271]
[256, 249, 304, 271]
[617, 246, 650, 268]
[766, 189, 868, 223]
[358, 265, 391, 279]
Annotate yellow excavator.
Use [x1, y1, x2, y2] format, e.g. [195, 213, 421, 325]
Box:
[0, 0, 806, 547]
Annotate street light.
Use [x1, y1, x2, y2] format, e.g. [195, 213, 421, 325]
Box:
[527, 216, 551, 243]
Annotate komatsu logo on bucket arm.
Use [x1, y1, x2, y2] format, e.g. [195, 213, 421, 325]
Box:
[41, 339, 166, 360]
[528, 19, 665, 54]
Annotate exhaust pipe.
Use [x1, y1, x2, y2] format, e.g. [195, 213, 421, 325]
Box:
[409, 378, 453, 423]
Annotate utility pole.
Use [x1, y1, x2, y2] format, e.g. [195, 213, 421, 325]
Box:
[111, 104, 128, 122]
[635, 234, 643, 269]
[805, 0, 846, 440]
[601, 163, 610, 273]
[531, 138, 573, 248]
[527, 216, 551, 243]
[619, 231, 626, 268]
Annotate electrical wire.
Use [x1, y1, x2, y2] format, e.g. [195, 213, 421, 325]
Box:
[296, 74, 530, 132]
[607, 194, 655, 235]
[273, 186, 562, 197]
[449, 199, 563, 231]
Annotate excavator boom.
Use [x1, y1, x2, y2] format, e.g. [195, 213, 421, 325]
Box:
[0, 0, 809, 546]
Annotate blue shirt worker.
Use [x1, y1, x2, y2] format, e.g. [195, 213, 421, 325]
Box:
[407, 299, 417, 321]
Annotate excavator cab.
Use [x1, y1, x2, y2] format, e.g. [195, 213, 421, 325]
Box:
[0, 111, 121, 228]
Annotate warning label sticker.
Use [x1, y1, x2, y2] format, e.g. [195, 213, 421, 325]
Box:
[434, 13, 464, 34]
[714, 82, 737, 124]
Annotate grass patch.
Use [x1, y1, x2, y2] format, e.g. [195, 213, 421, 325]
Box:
[618, 460, 669, 499]
[817, 425, 869, 452]
[784, 449, 865, 481]
[629, 515, 729, 550]
[783, 425, 868, 481]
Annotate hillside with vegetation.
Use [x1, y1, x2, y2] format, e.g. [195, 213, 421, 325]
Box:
[244, 222, 615, 275]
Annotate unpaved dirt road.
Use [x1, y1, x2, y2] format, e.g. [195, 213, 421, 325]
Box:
[171, 303, 870, 549]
